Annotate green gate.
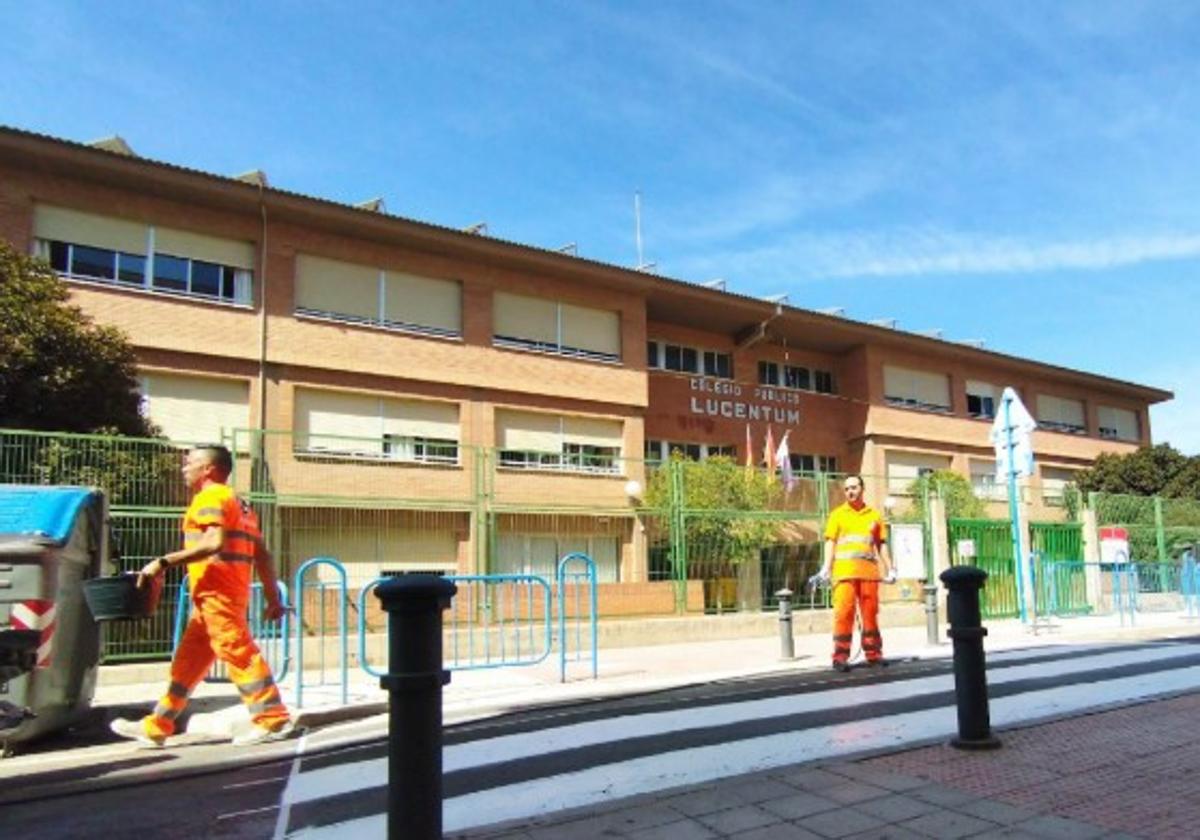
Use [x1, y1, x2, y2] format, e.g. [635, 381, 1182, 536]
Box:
[1030, 522, 1089, 616]
[947, 519, 1018, 618]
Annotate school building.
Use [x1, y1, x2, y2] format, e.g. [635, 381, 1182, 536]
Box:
[0, 126, 1173, 611]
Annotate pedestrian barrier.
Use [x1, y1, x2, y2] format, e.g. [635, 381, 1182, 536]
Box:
[360, 573, 554, 677]
[1183, 552, 1200, 619]
[292, 556, 348, 708]
[557, 552, 598, 682]
[170, 579, 291, 682]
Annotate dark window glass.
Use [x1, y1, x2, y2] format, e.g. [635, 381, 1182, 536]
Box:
[645, 440, 663, 461]
[784, 365, 811, 390]
[704, 351, 732, 379]
[153, 253, 188, 292]
[665, 344, 682, 371]
[647, 341, 659, 368]
[967, 394, 995, 418]
[117, 252, 146, 285]
[758, 361, 779, 385]
[681, 347, 698, 373]
[815, 370, 836, 394]
[820, 456, 839, 473]
[71, 245, 115, 279]
[191, 260, 221, 297]
[221, 266, 238, 300]
[49, 241, 69, 272]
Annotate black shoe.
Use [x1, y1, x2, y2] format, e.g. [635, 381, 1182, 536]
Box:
[832, 661, 851, 673]
[867, 658, 890, 668]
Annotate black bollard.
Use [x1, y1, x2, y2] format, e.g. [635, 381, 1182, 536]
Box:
[939, 566, 1001, 751]
[775, 588, 794, 660]
[375, 574, 459, 840]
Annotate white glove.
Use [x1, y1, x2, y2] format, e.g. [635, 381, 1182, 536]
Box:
[882, 571, 897, 584]
[808, 571, 831, 590]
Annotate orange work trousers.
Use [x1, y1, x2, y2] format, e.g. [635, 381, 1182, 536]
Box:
[144, 592, 290, 739]
[831, 578, 883, 665]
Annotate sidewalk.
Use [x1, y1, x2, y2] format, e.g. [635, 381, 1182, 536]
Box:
[453, 691, 1200, 839]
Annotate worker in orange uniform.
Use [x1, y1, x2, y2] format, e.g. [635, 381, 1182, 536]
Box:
[110, 444, 295, 748]
[814, 474, 895, 673]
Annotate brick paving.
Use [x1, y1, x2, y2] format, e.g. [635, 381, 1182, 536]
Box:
[453, 692, 1200, 839]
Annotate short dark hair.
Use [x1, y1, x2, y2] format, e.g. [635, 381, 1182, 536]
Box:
[194, 444, 233, 480]
[843, 474, 865, 490]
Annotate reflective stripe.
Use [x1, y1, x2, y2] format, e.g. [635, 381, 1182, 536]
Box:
[862, 629, 881, 638]
[836, 550, 876, 561]
[196, 506, 223, 518]
[832, 634, 853, 642]
[153, 702, 182, 721]
[219, 551, 255, 564]
[836, 532, 873, 545]
[236, 676, 277, 697]
[168, 681, 190, 699]
[247, 695, 285, 715]
[225, 529, 259, 542]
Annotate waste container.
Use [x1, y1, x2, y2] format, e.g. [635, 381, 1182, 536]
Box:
[0, 485, 108, 752]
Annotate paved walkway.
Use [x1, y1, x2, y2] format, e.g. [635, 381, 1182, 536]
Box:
[451, 691, 1198, 839]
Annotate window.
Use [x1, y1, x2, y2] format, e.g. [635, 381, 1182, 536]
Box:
[493, 292, 619, 362]
[643, 440, 732, 462]
[294, 388, 460, 465]
[703, 351, 733, 379]
[1037, 395, 1086, 435]
[883, 366, 951, 412]
[647, 341, 730, 378]
[784, 365, 810, 390]
[966, 380, 997, 419]
[139, 373, 250, 446]
[295, 254, 462, 338]
[815, 369, 836, 395]
[1098, 406, 1139, 442]
[969, 459, 1005, 500]
[885, 451, 951, 494]
[787, 454, 839, 474]
[1041, 466, 1078, 505]
[35, 205, 254, 306]
[496, 410, 623, 474]
[758, 361, 780, 386]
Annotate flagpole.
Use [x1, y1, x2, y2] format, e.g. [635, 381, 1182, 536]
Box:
[1005, 393, 1028, 623]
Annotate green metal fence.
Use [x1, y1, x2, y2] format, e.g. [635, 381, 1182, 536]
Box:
[1030, 522, 1088, 615]
[947, 518, 1019, 618]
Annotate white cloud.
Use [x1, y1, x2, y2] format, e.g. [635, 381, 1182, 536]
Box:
[671, 227, 1200, 285]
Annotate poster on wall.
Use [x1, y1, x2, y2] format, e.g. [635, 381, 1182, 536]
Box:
[891, 523, 927, 579]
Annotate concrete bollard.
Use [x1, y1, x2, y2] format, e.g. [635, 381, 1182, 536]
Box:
[923, 582, 940, 645]
[375, 574, 459, 840]
[775, 588, 794, 660]
[939, 566, 1001, 751]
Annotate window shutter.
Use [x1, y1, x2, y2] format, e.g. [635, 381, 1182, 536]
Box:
[381, 399, 460, 440]
[295, 254, 379, 321]
[141, 373, 249, 445]
[494, 292, 558, 344]
[34, 205, 147, 254]
[562, 416, 623, 449]
[383, 271, 462, 333]
[154, 226, 255, 269]
[294, 388, 382, 453]
[561, 303, 620, 357]
[496, 410, 561, 452]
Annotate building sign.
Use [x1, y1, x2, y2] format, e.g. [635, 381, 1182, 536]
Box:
[688, 377, 801, 426]
[1099, 526, 1130, 565]
[892, 523, 927, 579]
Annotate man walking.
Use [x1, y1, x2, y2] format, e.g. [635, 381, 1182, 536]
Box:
[815, 474, 895, 672]
[110, 444, 294, 748]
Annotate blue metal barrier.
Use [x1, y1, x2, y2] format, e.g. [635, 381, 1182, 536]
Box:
[1112, 563, 1138, 626]
[1184, 552, 1199, 619]
[293, 557, 348, 708]
[557, 552, 598, 683]
[359, 573, 553, 677]
[170, 578, 291, 682]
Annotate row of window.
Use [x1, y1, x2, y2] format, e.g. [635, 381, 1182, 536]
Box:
[884, 366, 1140, 442]
[644, 440, 838, 473]
[889, 455, 1078, 503]
[646, 341, 838, 395]
[757, 361, 836, 394]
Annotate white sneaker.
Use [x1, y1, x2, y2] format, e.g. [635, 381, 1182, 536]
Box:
[232, 720, 297, 747]
[109, 717, 166, 749]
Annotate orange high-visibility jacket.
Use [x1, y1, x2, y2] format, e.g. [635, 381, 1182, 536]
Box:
[824, 502, 886, 582]
[183, 483, 257, 604]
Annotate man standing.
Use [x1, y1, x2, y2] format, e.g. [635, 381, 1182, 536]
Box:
[815, 474, 895, 672]
[110, 444, 294, 748]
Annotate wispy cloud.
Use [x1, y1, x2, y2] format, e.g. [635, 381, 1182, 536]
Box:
[672, 228, 1200, 284]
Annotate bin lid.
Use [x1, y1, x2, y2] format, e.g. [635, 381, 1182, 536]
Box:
[0, 485, 101, 545]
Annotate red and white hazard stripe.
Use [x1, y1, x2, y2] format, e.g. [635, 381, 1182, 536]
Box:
[11, 600, 56, 668]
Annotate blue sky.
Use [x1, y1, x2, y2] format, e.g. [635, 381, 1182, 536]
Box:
[3, 1, 1198, 452]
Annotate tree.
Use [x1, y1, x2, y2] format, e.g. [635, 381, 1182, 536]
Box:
[907, 470, 986, 521]
[1075, 444, 1200, 499]
[0, 241, 154, 435]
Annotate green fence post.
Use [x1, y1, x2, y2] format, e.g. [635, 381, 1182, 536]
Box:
[669, 460, 688, 613]
[1154, 495, 1169, 591]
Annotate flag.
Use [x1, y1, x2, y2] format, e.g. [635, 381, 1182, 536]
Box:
[763, 425, 776, 474]
[744, 424, 754, 479]
[775, 430, 796, 492]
